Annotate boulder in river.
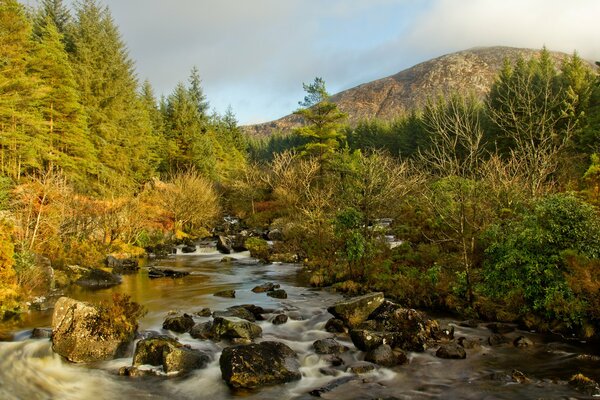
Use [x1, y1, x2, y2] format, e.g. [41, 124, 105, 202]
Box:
[210, 316, 262, 340]
[181, 245, 196, 254]
[325, 318, 347, 333]
[213, 289, 236, 298]
[106, 255, 139, 274]
[148, 267, 190, 279]
[31, 327, 52, 339]
[190, 322, 213, 340]
[488, 333, 510, 346]
[219, 341, 301, 389]
[513, 335, 534, 348]
[327, 292, 385, 328]
[349, 329, 395, 352]
[313, 338, 349, 355]
[75, 268, 121, 289]
[162, 313, 195, 333]
[365, 344, 407, 367]
[252, 282, 280, 293]
[51, 297, 134, 363]
[435, 343, 467, 359]
[347, 361, 377, 374]
[217, 235, 233, 254]
[267, 289, 287, 299]
[272, 314, 288, 325]
[133, 336, 210, 374]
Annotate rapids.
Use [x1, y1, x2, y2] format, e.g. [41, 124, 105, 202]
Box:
[1, 248, 599, 399]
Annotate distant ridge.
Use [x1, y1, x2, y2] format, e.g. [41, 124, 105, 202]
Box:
[244, 46, 582, 137]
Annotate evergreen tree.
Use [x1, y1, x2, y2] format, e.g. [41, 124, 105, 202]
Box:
[70, 0, 155, 191]
[0, 0, 45, 179]
[188, 66, 209, 119]
[294, 77, 347, 168]
[28, 17, 98, 191]
[33, 0, 71, 42]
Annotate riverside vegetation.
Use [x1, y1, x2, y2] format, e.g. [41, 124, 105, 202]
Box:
[1, 0, 600, 343]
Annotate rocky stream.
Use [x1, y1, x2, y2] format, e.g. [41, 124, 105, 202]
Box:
[1, 246, 600, 399]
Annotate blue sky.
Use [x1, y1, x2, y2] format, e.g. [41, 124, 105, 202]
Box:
[26, 0, 600, 125]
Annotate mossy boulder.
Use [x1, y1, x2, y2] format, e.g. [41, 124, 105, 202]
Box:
[210, 317, 262, 340]
[219, 341, 301, 389]
[327, 292, 385, 328]
[162, 313, 195, 333]
[133, 336, 210, 374]
[313, 338, 349, 355]
[51, 297, 134, 363]
[365, 344, 407, 367]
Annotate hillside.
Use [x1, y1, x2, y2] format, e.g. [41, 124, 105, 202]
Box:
[244, 46, 575, 136]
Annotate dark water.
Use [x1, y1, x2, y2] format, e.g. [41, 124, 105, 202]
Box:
[0, 249, 599, 399]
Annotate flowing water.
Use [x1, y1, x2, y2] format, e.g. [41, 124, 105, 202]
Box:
[1, 249, 599, 399]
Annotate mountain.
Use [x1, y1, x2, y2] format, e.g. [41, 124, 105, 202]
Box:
[244, 46, 577, 137]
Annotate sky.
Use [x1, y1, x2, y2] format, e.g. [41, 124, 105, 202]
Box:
[26, 0, 600, 125]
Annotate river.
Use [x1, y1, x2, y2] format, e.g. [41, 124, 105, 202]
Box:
[0, 248, 599, 399]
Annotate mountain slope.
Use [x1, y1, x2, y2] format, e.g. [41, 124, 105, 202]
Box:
[245, 46, 577, 136]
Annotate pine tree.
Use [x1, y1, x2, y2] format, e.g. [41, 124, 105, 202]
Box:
[0, 0, 45, 179]
[28, 17, 98, 191]
[70, 0, 155, 192]
[294, 77, 347, 169]
[33, 0, 72, 42]
[188, 66, 209, 119]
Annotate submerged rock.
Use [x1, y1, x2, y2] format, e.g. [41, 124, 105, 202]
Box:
[213, 289, 236, 298]
[31, 327, 52, 339]
[327, 292, 385, 328]
[210, 317, 262, 340]
[488, 334, 510, 346]
[181, 245, 196, 253]
[272, 314, 288, 325]
[513, 336, 534, 348]
[219, 341, 301, 389]
[325, 318, 347, 333]
[51, 297, 134, 363]
[195, 308, 212, 317]
[147, 267, 190, 279]
[313, 338, 349, 355]
[252, 282, 280, 293]
[309, 376, 356, 397]
[190, 322, 213, 340]
[348, 361, 377, 374]
[267, 289, 288, 299]
[162, 313, 195, 333]
[133, 336, 209, 374]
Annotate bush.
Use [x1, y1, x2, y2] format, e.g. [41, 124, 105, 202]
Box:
[245, 237, 270, 262]
[481, 193, 600, 326]
[0, 217, 20, 319]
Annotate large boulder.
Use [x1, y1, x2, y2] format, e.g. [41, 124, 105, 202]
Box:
[133, 336, 210, 374]
[435, 343, 467, 359]
[106, 255, 139, 274]
[252, 282, 280, 293]
[220, 341, 301, 389]
[313, 338, 349, 355]
[51, 297, 133, 363]
[162, 313, 195, 333]
[368, 301, 440, 351]
[327, 292, 385, 328]
[148, 267, 189, 279]
[217, 235, 233, 254]
[365, 344, 407, 367]
[349, 329, 396, 352]
[75, 268, 121, 289]
[210, 317, 262, 340]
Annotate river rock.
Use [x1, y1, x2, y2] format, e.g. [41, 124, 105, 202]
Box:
[349, 329, 395, 352]
[190, 322, 213, 340]
[31, 327, 53, 339]
[365, 344, 407, 367]
[210, 317, 262, 340]
[267, 289, 287, 299]
[214, 307, 256, 322]
[195, 307, 212, 317]
[162, 313, 195, 333]
[106, 256, 139, 274]
[569, 373, 600, 396]
[348, 361, 377, 374]
[457, 337, 481, 349]
[220, 341, 301, 389]
[252, 282, 280, 293]
[220, 256, 235, 263]
[272, 314, 288, 325]
[118, 366, 157, 377]
[513, 335, 534, 348]
[488, 333, 510, 346]
[148, 267, 190, 279]
[309, 376, 356, 396]
[511, 369, 530, 384]
[217, 235, 233, 254]
[181, 245, 196, 254]
[368, 302, 440, 351]
[214, 289, 236, 298]
[327, 292, 385, 328]
[75, 268, 121, 289]
[51, 297, 133, 363]
[313, 338, 349, 354]
[133, 336, 209, 374]
[435, 343, 467, 359]
[236, 304, 266, 320]
[325, 318, 347, 333]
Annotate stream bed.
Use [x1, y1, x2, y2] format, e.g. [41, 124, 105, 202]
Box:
[1, 249, 599, 399]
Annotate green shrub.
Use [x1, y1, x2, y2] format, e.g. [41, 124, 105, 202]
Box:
[481, 193, 600, 326]
[245, 237, 270, 262]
